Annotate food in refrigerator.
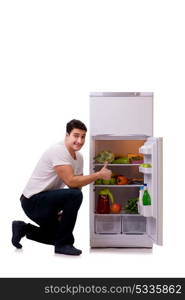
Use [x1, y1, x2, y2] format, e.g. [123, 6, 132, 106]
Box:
[128, 177, 144, 185]
[112, 157, 130, 164]
[95, 150, 115, 163]
[142, 183, 151, 206]
[110, 203, 122, 214]
[94, 178, 103, 185]
[140, 163, 152, 168]
[131, 156, 144, 164]
[138, 186, 144, 206]
[96, 188, 114, 214]
[128, 153, 144, 164]
[116, 175, 128, 185]
[109, 177, 116, 185]
[124, 198, 139, 214]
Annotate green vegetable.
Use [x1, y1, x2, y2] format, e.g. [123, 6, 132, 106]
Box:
[95, 151, 115, 163]
[140, 163, 152, 168]
[112, 157, 130, 164]
[95, 179, 102, 185]
[124, 198, 139, 214]
[102, 179, 110, 185]
[109, 177, 116, 185]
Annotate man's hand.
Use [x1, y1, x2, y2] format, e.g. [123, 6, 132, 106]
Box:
[98, 162, 112, 180]
[54, 164, 111, 188]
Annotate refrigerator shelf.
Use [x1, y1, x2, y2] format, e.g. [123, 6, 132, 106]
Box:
[95, 213, 140, 217]
[94, 184, 143, 188]
[94, 163, 141, 166]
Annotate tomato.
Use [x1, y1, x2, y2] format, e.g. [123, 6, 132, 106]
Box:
[110, 203, 122, 214]
[116, 175, 128, 185]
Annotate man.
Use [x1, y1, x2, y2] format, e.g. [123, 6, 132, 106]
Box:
[12, 119, 112, 255]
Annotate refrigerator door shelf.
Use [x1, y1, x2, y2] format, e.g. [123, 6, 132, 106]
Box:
[138, 203, 153, 217]
[139, 166, 152, 174]
[139, 146, 152, 155]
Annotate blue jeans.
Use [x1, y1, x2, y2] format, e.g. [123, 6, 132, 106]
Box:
[20, 188, 83, 247]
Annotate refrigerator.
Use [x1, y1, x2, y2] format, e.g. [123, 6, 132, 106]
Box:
[89, 92, 163, 248]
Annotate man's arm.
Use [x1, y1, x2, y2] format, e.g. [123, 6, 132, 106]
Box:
[54, 163, 111, 188]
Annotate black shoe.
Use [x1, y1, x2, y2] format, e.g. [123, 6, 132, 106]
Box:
[55, 244, 82, 255]
[11, 221, 27, 249]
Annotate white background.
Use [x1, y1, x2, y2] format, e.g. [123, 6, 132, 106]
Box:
[0, 0, 184, 277]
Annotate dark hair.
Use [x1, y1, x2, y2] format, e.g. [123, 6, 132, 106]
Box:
[66, 119, 87, 134]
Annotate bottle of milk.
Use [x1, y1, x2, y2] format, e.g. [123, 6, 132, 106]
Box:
[138, 185, 144, 214]
[139, 185, 144, 205]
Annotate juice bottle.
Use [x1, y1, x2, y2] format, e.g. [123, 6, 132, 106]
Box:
[96, 188, 114, 214]
[142, 183, 151, 206]
[96, 195, 110, 214]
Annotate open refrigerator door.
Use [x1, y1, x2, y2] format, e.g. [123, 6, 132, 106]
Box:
[139, 137, 163, 245]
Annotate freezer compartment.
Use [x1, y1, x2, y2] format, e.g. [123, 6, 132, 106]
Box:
[90, 93, 153, 136]
[122, 216, 146, 234]
[95, 215, 122, 234]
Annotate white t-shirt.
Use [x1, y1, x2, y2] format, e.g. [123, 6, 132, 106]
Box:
[23, 140, 83, 198]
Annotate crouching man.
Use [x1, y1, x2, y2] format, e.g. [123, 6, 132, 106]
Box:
[12, 119, 112, 255]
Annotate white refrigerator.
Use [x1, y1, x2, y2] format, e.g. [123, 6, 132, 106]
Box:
[89, 92, 163, 248]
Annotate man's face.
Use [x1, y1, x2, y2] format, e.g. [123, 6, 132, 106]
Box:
[66, 128, 86, 151]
